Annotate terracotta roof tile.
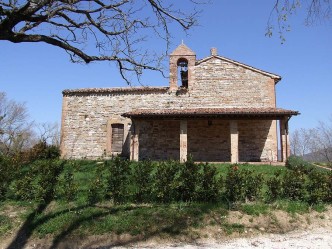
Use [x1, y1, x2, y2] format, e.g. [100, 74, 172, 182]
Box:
[62, 87, 169, 95]
[122, 108, 299, 119]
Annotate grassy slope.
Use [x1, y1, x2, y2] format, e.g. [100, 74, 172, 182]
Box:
[0, 161, 330, 247]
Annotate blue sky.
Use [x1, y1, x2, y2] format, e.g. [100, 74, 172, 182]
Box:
[1, 0, 331, 133]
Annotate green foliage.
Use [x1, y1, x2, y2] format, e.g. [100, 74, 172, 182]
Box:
[57, 162, 79, 202]
[225, 165, 245, 202]
[176, 157, 200, 202]
[88, 162, 107, 204]
[282, 170, 307, 201]
[243, 169, 264, 201]
[286, 155, 314, 174]
[225, 165, 264, 203]
[306, 170, 330, 204]
[3, 158, 332, 208]
[266, 170, 284, 202]
[12, 160, 65, 202]
[0, 155, 18, 200]
[131, 160, 154, 203]
[328, 171, 332, 203]
[106, 157, 131, 204]
[197, 163, 220, 202]
[152, 160, 180, 203]
[23, 140, 60, 163]
[240, 203, 269, 216]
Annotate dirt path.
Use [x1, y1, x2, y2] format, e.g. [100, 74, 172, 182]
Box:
[125, 227, 332, 249]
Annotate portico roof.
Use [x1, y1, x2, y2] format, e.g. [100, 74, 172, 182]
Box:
[122, 108, 299, 119]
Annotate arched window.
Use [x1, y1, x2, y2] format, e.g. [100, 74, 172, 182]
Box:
[177, 58, 188, 88]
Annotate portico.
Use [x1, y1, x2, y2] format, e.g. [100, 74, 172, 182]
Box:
[123, 108, 298, 163]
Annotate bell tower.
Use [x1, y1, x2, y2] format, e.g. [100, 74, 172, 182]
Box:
[169, 43, 196, 91]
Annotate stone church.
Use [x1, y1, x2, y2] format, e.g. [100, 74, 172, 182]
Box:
[60, 44, 299, 163]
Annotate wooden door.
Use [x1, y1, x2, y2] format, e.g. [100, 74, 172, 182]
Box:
[111, 123, 124, 153]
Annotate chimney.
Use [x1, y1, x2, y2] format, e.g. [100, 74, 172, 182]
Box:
[210, 47, 218, 56]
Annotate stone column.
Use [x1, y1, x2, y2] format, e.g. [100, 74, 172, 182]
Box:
[279, 118, 289, 162]
[130, 121, 139, 161]
[180, 120, 188, 162]
[230, 120, 239, 164]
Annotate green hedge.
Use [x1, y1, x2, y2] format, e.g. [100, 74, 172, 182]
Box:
[3, 157, 332, 205]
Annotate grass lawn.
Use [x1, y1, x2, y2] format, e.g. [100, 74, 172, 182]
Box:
[1, 159, 331, 248]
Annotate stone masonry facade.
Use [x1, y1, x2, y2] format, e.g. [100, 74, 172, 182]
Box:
[61, 44, 298, 162]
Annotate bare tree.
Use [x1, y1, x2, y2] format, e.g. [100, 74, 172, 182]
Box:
[267, 0, 331, 42]
[36, 122, 60, 146]
[0, 0, 203, 83]
[310, 118, 332, 164]
[291, 115, 332, 165]
[290, 128, 313, 156]
[0, 92, 35, 156]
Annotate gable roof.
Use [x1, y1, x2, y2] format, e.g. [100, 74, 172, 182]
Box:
[196, 55, 281, 83]
[170, 43, 196, 56]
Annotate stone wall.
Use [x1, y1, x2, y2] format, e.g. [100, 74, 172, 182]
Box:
[193, 58, 276, 108]
[238, 120, 277, 162]
[138, 120, 180, 160]
[61, 55, 278, 160]
[188, 120, 230, 162]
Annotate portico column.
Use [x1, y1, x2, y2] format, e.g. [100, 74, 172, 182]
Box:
[230, 120, 239, 164]
[180, 120, 188, 162]
[280, 118, 289, 162]
[130, 121, 139, 161]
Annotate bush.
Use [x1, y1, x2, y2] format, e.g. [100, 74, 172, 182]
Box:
[266, 170, 283, 202]
[175, 158, 200, 202]
[327, 171, 332, 203]
[282, 170, 307, 201]
[152, 160, 180, 203]
[286, 155, 314, 174]
[24, 140, 60, 162]
[243, 169, 264, 201]
[196, 163, 220, 202]
[132, 160, 154, 203]
[57, 162, 79, 201]
[225, 165, 246, 203]
[88, 161, 106, 204]
[0, 155, 18, 200]
[106, 157, 131, 204]
[307, 170, 330, 204]
[13, 160, 65, 202]
[225, 165, 264, 203]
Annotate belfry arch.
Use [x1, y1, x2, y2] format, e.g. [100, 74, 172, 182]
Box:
[169, 43, 196, 90]
[177, 58, 188, 88]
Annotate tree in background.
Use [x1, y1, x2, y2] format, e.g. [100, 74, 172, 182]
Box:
[290, 128, 313, 157]
[36, 122, 60, 147]
[0, 92, 60, 158]
[268, 0, 331, 42]
[310, 118, 332, 164]
[290, 115, 332, 165]
[0, 0, 202, 83]
[0, 92, 34, 156]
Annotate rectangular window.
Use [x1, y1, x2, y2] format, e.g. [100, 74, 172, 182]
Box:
[111, 123, 124, 153]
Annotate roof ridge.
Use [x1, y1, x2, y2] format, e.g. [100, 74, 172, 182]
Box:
[196, 55, 281, 81]
[62, 86, 169, 94]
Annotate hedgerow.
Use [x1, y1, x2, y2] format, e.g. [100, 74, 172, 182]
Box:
[2, 156, 331, 206]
